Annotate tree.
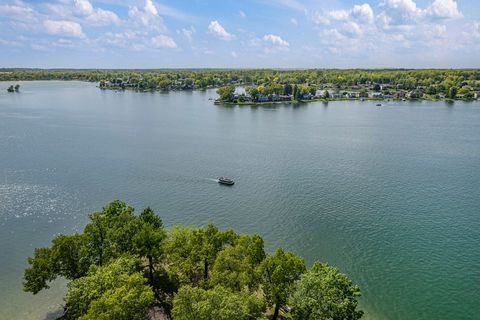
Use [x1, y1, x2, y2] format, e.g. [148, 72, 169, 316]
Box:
[84, 200, 136, 266]
[447, 86, 458, 99]
[246, 86, 259, 101]
[259, 248, 305, 320]
[284, 83, 293, 95]
[133, 207, 166, 286]
[209, 235, 265, 291]
[172, 285, 265, 320]
[165, 224, 237, 285]
[65, 256, 154, 320]
[323, 90, 330, 99]
[292, 85, 298, 101]
[23, 234, 90, 294]
[217, 86, 235, 102]
[290, 262, 363, 320]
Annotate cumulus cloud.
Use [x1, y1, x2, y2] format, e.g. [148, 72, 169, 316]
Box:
[239, 11, 246, 19]
[74, 0, 93, 15]
[426, 0, 462, 19]
[74, 0, 120, 25]
[43, 20, 85, 38]
[129, 0, 166, 32]
[263, 34, 289, 47]
[144, 0, 158, 16]
[310, 3, 374, 26]
[352, 4, 374, 23]
[379, 0, 421, 25]
[151, 34, 177, 48]
[208, 20, 234, 40]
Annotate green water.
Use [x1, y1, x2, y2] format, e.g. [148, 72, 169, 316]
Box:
[0, 81, 479, 319]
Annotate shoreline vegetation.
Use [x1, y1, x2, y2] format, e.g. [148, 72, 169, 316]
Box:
[24, 200, 363, 320]
[1, 68, 479, 104]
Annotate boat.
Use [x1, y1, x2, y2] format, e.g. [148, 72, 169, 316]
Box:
[218, 177, 234, 185]
[376, 103, 382, 106]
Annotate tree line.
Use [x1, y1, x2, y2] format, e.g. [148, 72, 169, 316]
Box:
[24, 200, 363, 320]
[2, 68, 479, 93]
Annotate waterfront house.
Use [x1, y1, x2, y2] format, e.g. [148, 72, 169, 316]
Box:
[370, 92, 383, 98]
[257, 95, 269, 102]
[359, 91, 369, 98]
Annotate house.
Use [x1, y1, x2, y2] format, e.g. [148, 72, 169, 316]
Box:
[475, 92, 480, 100]
[395, 91, 406, 99]
[257, 95, 269, 102]
[407, 90, 422, 99]
[359, 91, 369, 98]
[348, 92, 360, 98]
[370, 92, 383, 98]
[331, 92, 342, 99]
[303, 93, 313, 100]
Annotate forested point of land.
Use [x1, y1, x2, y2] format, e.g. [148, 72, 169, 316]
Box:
[23, 200, 363, 320]
[3, 68, 479, 101]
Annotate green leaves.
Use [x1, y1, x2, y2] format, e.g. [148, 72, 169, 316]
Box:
[23, 234, 90, 294]
[259, 248, 306, 307]
[23, 200, 363, 320]
[172, 285, 265, 320]
[66, 256, 153, 320]
[290, 262, 363, 320]
[216, 86, 235, 102]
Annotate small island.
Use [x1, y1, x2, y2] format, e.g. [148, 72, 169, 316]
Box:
[23, 200, 363, 320]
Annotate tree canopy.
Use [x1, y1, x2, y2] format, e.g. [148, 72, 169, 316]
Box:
[23, 200, 362, 320]
[290, 262, 363, 320]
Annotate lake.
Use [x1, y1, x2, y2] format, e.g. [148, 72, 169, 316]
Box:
[1, 81, 479, 320]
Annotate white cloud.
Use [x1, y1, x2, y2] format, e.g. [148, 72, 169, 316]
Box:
[43, 20, 85, 38]
[88, 8, 120, 25]
[239, 11, 246, 19]
[144, 0, 158, 16]
[426, 0, 462, 19]
[290, 18, 298, 25]
[0, 2, 35, 21]
[231, 51, 238, 58]
[208, 20, 234, 40]
[103, 30, 137, 47]
[379, 0, 422, 24]
[311, 3, 374, 26]
[263, 34, 289, 47]
[74, 0, 93, 15]
[128, 0, 166, 32]
[352, 4, 374, 24]
[179, 27, 195, 42]
[151, 34, 177, 48]
[74, 0, 120, 26]
[329, 10, 349, 21]
[342, 21, 363, 38]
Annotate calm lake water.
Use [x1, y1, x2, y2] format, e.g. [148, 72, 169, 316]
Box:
[1, 81, 479, 320]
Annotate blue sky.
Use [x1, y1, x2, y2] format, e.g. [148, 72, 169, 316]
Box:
[0, 0, 479, 68]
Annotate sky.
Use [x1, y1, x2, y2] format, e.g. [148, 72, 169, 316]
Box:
[0, 0, 479, 68]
